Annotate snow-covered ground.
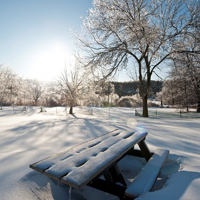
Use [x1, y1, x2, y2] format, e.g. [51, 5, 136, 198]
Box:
[0, 106, 200, 200]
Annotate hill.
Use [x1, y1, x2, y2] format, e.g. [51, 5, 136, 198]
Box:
[111, 80, 162, 98]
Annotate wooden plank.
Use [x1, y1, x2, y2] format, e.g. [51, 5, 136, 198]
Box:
[125, 149, 169, 198]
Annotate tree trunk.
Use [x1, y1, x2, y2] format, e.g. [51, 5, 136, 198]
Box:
[143, 95, 148, 117]
[160, 97, 163, 108]
[184, 81, 189, 112]
[197, 99, 200, 113]
[197, 84, 200, 112]
[186, 105, 189, 112]
[69, 106, 73, 114]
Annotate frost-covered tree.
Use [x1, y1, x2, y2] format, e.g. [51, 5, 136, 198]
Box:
[57, 62, 86, 114]
[95, 81, 115, 106]
[13, 78, 32, 106]
[27, 80, 43, 105]
[42, 82, 61, 106]
[158, 52, 200, 111]
[0, 65, 17, 106]
[80, 84, 99, 106]
[158, 79, 182, 107]
[74, 0, 199, 117]
[171, 51, 200, 112]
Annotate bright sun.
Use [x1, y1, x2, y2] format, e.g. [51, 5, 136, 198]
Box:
[29, 42, 74, 81]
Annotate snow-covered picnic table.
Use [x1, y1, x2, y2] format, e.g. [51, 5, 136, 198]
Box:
[30, 129, 169, 199]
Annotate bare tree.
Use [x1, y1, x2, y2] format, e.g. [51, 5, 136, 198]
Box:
[57, 62, 86, 114]
[27, 80, 43, 105]
[74, 0, 199, 117]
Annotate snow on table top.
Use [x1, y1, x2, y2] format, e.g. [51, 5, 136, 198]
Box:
[30, 129, 147, 189]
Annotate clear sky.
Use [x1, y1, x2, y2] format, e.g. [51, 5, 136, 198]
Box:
[0, 0, 167, 82]
[0, 0, 94, 81]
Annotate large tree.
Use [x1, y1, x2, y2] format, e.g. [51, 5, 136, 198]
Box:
[74, 0, 199, 117]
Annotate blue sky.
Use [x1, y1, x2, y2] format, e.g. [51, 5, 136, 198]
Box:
[0, 0, 96, 81]
[0, 0, 167, 82]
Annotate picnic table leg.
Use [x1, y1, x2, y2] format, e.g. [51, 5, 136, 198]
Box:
[138, 139, 152, 161]
[88, 166, 127, 200]
[103, 164, 127, 187]
[109, 164, 127, 186]
[104, 169, 112, 183]
[101, 164, 127, 199]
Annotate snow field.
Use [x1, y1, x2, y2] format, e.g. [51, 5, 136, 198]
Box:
[0, 106, 200, 200]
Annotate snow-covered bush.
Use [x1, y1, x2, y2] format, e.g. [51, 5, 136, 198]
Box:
[117, 95, 142, 107]
[147, 101, 160, 108]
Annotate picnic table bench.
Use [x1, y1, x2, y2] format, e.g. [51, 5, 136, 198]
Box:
[30, 129, 169, 199]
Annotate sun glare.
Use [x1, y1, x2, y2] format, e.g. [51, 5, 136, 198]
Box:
[29, 43, 74, 81]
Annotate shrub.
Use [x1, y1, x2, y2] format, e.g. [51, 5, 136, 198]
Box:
[117, 96, 142, 107]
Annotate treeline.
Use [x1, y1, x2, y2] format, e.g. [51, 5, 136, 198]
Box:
[1, 61, 199, 112]
[0, 65, 49, 106]
[0, 64, 162, 108]
[0, 64, 119, 109]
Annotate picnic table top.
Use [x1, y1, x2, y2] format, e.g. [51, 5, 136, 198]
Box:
[30, 129, 147, 189]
